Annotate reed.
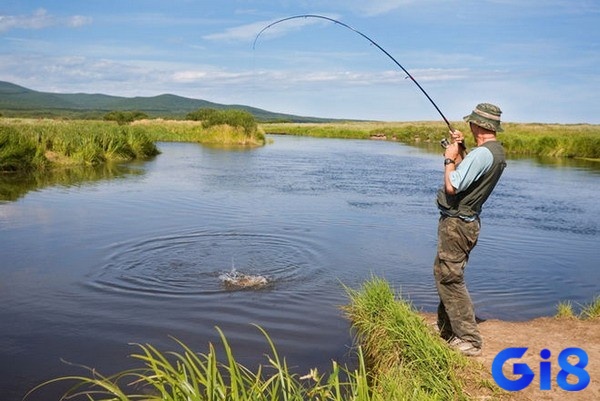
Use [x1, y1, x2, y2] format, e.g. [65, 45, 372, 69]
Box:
[27, 326, 377, 401]
[0, 125, 46, 172]
[0, 117, 266, 172]
[0, 119, 159, 171]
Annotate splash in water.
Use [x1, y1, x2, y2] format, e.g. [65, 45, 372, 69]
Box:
[219, 268, 269, 290]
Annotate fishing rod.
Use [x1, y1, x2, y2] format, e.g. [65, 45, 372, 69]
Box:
[253, 14, 455, 132]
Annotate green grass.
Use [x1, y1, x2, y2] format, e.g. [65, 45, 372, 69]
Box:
[28, 276, 496, 401]
[134, 119, 266, 147]
[27, 326, 376, 401]
[555, 295, 600, 320]
[262, 121, 600, 160]
[580, 296, 600, 320]
[343, 276, 481, 401]
[0, 125, 46, 172]
[555, 301, 576, 319]
[0, 118, 267, 173]
[0, 119, 160, 171]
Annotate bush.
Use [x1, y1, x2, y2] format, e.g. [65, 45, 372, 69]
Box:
[104, 110, 149, 125]
[187, 108, 258, 137]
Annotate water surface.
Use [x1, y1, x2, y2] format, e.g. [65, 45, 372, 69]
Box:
[1, 135, 599, 399]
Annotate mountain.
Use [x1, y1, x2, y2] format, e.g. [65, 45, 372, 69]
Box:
[0, 81, 331, 122]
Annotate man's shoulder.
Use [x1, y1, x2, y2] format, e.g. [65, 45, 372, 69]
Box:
[465, 146, 493, 163]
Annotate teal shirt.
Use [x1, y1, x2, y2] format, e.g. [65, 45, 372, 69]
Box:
[449, 146, 493, 193]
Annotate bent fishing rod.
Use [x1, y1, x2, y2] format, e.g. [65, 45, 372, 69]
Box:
[253, 14, 455, 133]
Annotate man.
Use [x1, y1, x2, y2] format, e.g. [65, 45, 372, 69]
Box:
[434, 103, 506, 356]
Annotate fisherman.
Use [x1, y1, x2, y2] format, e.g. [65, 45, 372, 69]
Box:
[434, 103, 506, 356]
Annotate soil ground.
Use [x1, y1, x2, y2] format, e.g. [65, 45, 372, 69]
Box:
[422, 314, 600, 401]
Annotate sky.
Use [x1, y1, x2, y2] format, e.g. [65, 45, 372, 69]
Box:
[1, 0, 599, 123]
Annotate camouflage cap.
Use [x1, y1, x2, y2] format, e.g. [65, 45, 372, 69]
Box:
[463, 103, 503, 132]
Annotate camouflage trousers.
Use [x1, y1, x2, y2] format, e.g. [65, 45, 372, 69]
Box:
[433, 215, 482, 348]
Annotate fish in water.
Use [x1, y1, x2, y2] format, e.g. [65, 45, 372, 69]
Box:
[219, 269, 269, 289]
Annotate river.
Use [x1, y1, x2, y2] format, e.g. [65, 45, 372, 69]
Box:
[1, 135, 599, 399]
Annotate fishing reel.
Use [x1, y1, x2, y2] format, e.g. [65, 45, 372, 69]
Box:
[440, 138, 467, 153]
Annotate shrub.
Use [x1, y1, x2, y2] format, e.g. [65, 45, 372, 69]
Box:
[187, 108, 258, 137]
[104, 110, 149, 125]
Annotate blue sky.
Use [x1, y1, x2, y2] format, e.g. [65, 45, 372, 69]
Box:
[1, 1, 598, 123]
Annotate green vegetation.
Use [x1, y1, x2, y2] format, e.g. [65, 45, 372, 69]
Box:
[262, 121, 600, 160]
[28, 327, 375, 401]
[343, 276, 487, 401]
[135, 117, 266, 147]
[25, 329, 376, 401]
[0, 119, 159, 172]
[555, 296, 600, 320]
[104, 110, 149, 125]
[0, 125, 45, 172]
[28, 277, 497, 401]
[0, 114, 266, 173]
[186, 108, 262, 139]
[555, 301, 576, 319]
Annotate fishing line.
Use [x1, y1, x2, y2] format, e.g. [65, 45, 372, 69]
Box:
[253, 14, 454, 131]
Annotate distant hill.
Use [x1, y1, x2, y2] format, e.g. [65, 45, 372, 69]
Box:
[0, 81, 332, 122]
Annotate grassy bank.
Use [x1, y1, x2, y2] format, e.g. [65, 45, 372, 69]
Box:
[0, 118, 266, 172]
[132, 119, 266, 147]
[343, 277, 491, 400]
[0, 119, 160, 172]
[28, 277, 495, 401]
[262, 121, 600, 160]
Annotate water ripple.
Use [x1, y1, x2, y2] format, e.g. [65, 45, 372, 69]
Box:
[84, 229, 325, 298]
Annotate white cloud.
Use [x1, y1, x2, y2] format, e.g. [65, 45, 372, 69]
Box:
[203, 16, 332, 44]
[0, 8, 92, 33]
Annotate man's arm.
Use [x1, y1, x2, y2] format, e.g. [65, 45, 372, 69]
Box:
[445, 147, 494, 194]
[444, 143, 459, 195]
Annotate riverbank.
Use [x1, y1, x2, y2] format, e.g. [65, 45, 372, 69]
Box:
[462, 315, 599, 400]
[346, 277, 600, 401]
[0, 118, 266, 172]
[262, 121, 600, 160]
[3, 119, 598, 173]
[28, 276, 599, 400]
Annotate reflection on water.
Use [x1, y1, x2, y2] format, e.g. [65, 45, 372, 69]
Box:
[0, 162, 144, 201]
[1, 136, 599, 401]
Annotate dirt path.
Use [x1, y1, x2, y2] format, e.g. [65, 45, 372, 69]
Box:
[422, 314, 599, 400]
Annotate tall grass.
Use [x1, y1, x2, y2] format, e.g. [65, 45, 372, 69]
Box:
[0, 125, 46, 172]
[133, 119, 266, 147]
[343, 276, 478, 401]
[27, 277, 498, 401]
[0, 119, 159, 171]
[27, 326, 377, 401]
[0, 118, 266, 173]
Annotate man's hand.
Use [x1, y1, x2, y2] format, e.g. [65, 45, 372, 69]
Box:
[444, 142, 460, 161]
[450, 129, 464, 144]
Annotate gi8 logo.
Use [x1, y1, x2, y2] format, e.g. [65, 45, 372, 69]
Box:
[491, 347, 590, 391]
